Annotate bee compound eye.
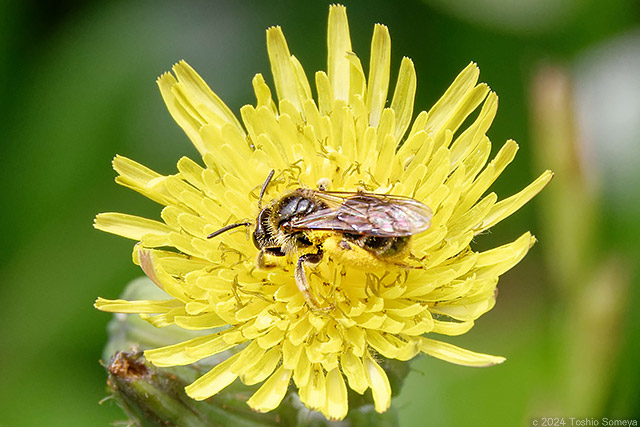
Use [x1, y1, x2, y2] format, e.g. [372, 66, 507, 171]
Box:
[253, 207, 272, 249]
[252, 230, 262, 249]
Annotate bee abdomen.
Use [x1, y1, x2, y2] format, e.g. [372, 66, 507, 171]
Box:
[344, 234, 410, 258]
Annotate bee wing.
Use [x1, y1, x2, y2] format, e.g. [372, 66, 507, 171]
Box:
[288, 191, 432, 237]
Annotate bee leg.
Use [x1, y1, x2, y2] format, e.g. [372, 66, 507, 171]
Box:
[391, 261, 425, 270]
[256, 250, 275, 269]
[294, 251, 333, 311]
[256, 247, 285, 269]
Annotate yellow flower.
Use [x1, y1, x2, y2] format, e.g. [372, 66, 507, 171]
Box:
[95, 4, 552, 421]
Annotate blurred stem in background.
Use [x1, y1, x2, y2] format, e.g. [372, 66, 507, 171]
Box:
[530, 64, 631, 416]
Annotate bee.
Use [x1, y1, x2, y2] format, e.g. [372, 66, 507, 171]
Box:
[208, 170, 432, 310]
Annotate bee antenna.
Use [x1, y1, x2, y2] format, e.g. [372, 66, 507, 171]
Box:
[207, 222, 251, 239]
[258, 169, 275, 209]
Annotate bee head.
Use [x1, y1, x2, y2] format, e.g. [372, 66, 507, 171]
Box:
[252, 207, 273, 249]
[209, 169, 278, 248]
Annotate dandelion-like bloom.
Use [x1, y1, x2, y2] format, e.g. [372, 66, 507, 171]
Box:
[95, 5, 552, 420]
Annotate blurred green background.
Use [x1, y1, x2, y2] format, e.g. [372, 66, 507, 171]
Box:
[1, 0, 639, 425]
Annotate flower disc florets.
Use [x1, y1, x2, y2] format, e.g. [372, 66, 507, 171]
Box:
[95, 5, 552, 420]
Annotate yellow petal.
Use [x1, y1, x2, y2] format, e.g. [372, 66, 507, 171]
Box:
[315, 70, 334, 116]
[158, 62, 244, 155]
[157, 71, 204, 154]
[93, 213, 172, 241]
[299, 365, 326, 411]
[230, 340, 264, 374]
[247, 366, 292, 413]
[145, 331, 240, 367]
[346, 51, 366, 103]
[293, 349, 311, 388]
[343, 326, 366, 357]
[176, 156, 205, 190]
[327, 4, 352, 102]
[251, 73, 276, 112]
[325, 368, 348, 420]
[239, 346, 282, 385]
[477, 170, 554, 232]
[136, 248, 188, 300]
[112, 155, 174, 205]
[185, 353, 242, 400]
[94, 297, 181, 313]
[174, 312, 227, 330]
[426, 62, 480, 138]
[364, 354, 391, 413]
[418, 337, 506, 367]
[266, 26, 302, 110]
[390, 57, 417, 141]
[366, 331, 419, 361]
[473, 232, 536, 279]
[448, 91, 498, 171]
[289, 316, 313, 346]
[282, 337, 304, 369]
[340, 352, 368, 394]
[290, 55, 313, 104]
[431, 319, 475, 336]
[171, 61, 244, 136]
[366, 24, 391, 127]
[457, 139, 519, 214]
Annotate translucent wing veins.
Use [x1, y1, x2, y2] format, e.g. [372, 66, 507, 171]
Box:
[288, 191, 432, 237]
